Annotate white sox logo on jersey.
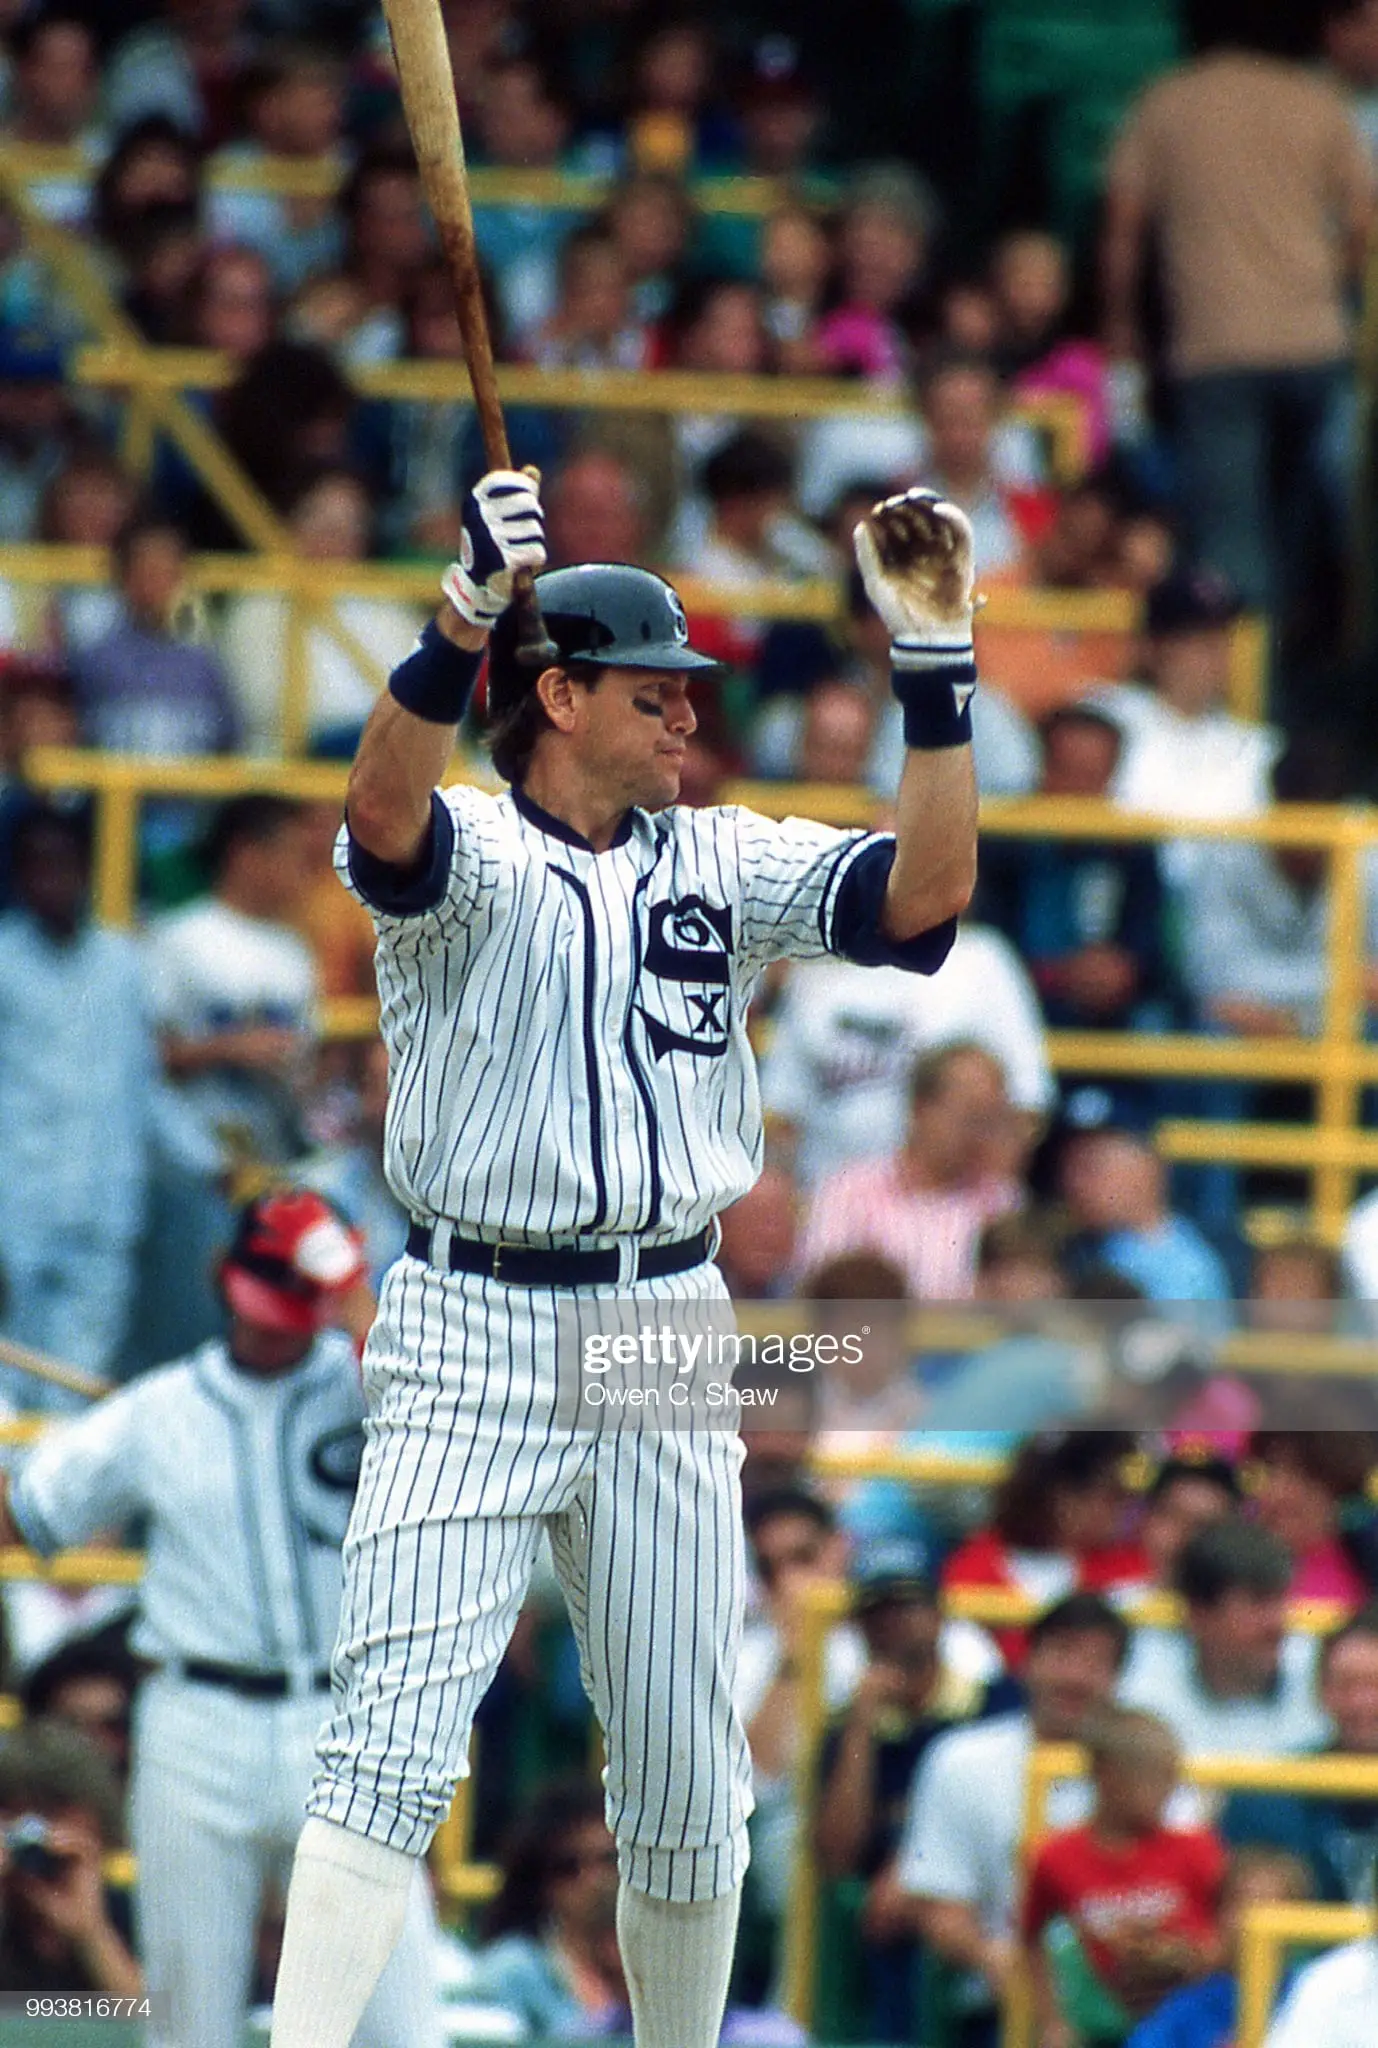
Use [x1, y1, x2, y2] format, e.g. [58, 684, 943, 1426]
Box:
[636, 895, 733, 1059]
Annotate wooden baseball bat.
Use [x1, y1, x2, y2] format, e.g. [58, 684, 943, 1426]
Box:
[381, 0, 557, 671]
[0, 1335, 109, 1404]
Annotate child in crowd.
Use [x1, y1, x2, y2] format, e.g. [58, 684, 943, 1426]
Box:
[1022, 1707, 1226, 2048]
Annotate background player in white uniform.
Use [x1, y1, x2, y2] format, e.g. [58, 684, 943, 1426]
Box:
[0, 1191, 442, 2048]
[269, 470, 983, 2048]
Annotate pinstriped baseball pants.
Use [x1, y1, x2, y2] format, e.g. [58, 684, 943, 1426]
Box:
[307, 1254, 754, 1903]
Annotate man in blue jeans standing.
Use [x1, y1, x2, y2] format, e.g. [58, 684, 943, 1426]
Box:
[1102, 22, 1374, 699]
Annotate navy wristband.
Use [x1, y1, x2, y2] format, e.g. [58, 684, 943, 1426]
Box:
[388, 619, 484, 725]
[890, 643, 976, 749]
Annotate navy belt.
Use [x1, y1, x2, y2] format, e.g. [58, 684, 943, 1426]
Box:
[406, 1223, 713, 1288]
[175, 1660, 331, 1701]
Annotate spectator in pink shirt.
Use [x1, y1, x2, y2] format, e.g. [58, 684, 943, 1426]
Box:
[1249, 1427, 1377, 1607]
[816, 164, 933, 384]
[797, 1040, 1021, 1299]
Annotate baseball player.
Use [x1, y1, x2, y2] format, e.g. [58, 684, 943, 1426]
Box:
[0, 1191, 442, 2048]
[269, 469, 981, 2048]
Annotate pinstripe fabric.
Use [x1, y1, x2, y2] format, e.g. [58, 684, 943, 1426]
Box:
[316, 783, 913, 1903]
[308, 1257, 752, 1901]
[336, 791, 876, 1244]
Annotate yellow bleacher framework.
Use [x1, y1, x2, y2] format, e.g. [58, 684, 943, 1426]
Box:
[786, 1568, 1378, 2043]
[23, 746, 1378, 1239]
[1020, 1747, 1378, 2048]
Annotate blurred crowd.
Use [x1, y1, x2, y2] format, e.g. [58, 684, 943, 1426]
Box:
[1, 1, 1378, 2043]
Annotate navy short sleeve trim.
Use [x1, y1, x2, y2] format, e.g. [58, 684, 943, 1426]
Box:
[346, 789, 455, 916]
[830, 836, 957, 974]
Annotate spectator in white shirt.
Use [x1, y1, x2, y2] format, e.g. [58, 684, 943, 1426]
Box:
[1264, 1916, 1378, 2048]
[145, 796, 320, 1175]
[1119, 1520, 1329, 1759]
[885, 1593, 1132, 2045]
[1089, 567, 1280, 884]
[1180, 731, 1378, 1038]
[762, 931, 1054, 1190]
[219, 466, 424, 756]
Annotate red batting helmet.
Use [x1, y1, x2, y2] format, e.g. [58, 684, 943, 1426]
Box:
[219, 1190, 367, 1336]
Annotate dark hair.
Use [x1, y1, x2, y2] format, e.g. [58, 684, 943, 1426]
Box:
[481, 1777, 608, 1939]
[21, 1630, 138, 1725]
[215, 341, 355, 509]
[1318, 1599, 1378, 1677]
[666, 271, 759, 349]
[1270, 731, 1356, 806]
[484, 657, 605, 788]
[1172, 1518, 1293, 1607]
[204, 795, 303, 883]
[1248, 1428, 1377, 1503]
[10, 7, 91, 66]
[1040, 704, 1124, 760]
[557, 221, 621, 290]
[0, 1722, 123, 1846]
[93, 115, 203, 248]
[483, 47, 574, 124]
[1146, 1455, 1242, 1507]
[915, 347, 1003, 411]
[37, 445, 133, 544]
[993, 1432, 1135, 1550]
[340, 143, 419, 231]
[10, 798, 90, 868]
[742, 1485, 836, 1544]
[112, 502, 187, 578]
[1027, 1590, 1130, 1668]
[802, 1252, 908, 1301]
[701, 429, 792, 505]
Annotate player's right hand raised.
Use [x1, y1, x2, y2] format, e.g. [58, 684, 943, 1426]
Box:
[441, 469, 547, 630]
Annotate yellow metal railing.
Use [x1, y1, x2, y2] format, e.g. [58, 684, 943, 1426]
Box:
[0, 534, 1267, 748]
[0, 143, 810, 217]
[72, 343, 1093, 488]
[1017, 1747, 1378, 2048]
[1236, 1901, 1371, 2048]
[23, 751, 1370, 1233]
[782, 1580, 1362, 2028]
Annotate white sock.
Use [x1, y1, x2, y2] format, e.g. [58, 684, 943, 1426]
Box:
[616, 1880, 743, 2048]
[270, 1817, 415, 2048]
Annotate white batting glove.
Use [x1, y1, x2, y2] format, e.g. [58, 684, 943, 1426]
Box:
[853, 487, 976, 648]
[441, 469, 547, 630]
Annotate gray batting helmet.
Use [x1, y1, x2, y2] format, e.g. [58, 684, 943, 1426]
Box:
[487, 562, 719, 719]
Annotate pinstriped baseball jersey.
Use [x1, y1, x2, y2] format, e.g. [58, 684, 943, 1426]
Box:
[9, 1335, 365, 1670]
[311, 749, 958, 1903]
[335, 783, 955, 1241]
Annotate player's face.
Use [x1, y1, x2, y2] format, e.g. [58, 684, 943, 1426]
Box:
[577, 666, 698, 809]
[227, 1314, 315, 1377]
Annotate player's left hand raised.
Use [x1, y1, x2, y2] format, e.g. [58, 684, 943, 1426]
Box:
[441, 469, 547, 631]
[853, 486, 975, 640]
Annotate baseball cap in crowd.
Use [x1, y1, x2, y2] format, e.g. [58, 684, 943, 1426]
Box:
[850, 1536, 936, 1615]
[1145, 565, 1242, 638]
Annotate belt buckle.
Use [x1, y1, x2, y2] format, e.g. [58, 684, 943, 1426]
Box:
[491, 1241, 521, 1283]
